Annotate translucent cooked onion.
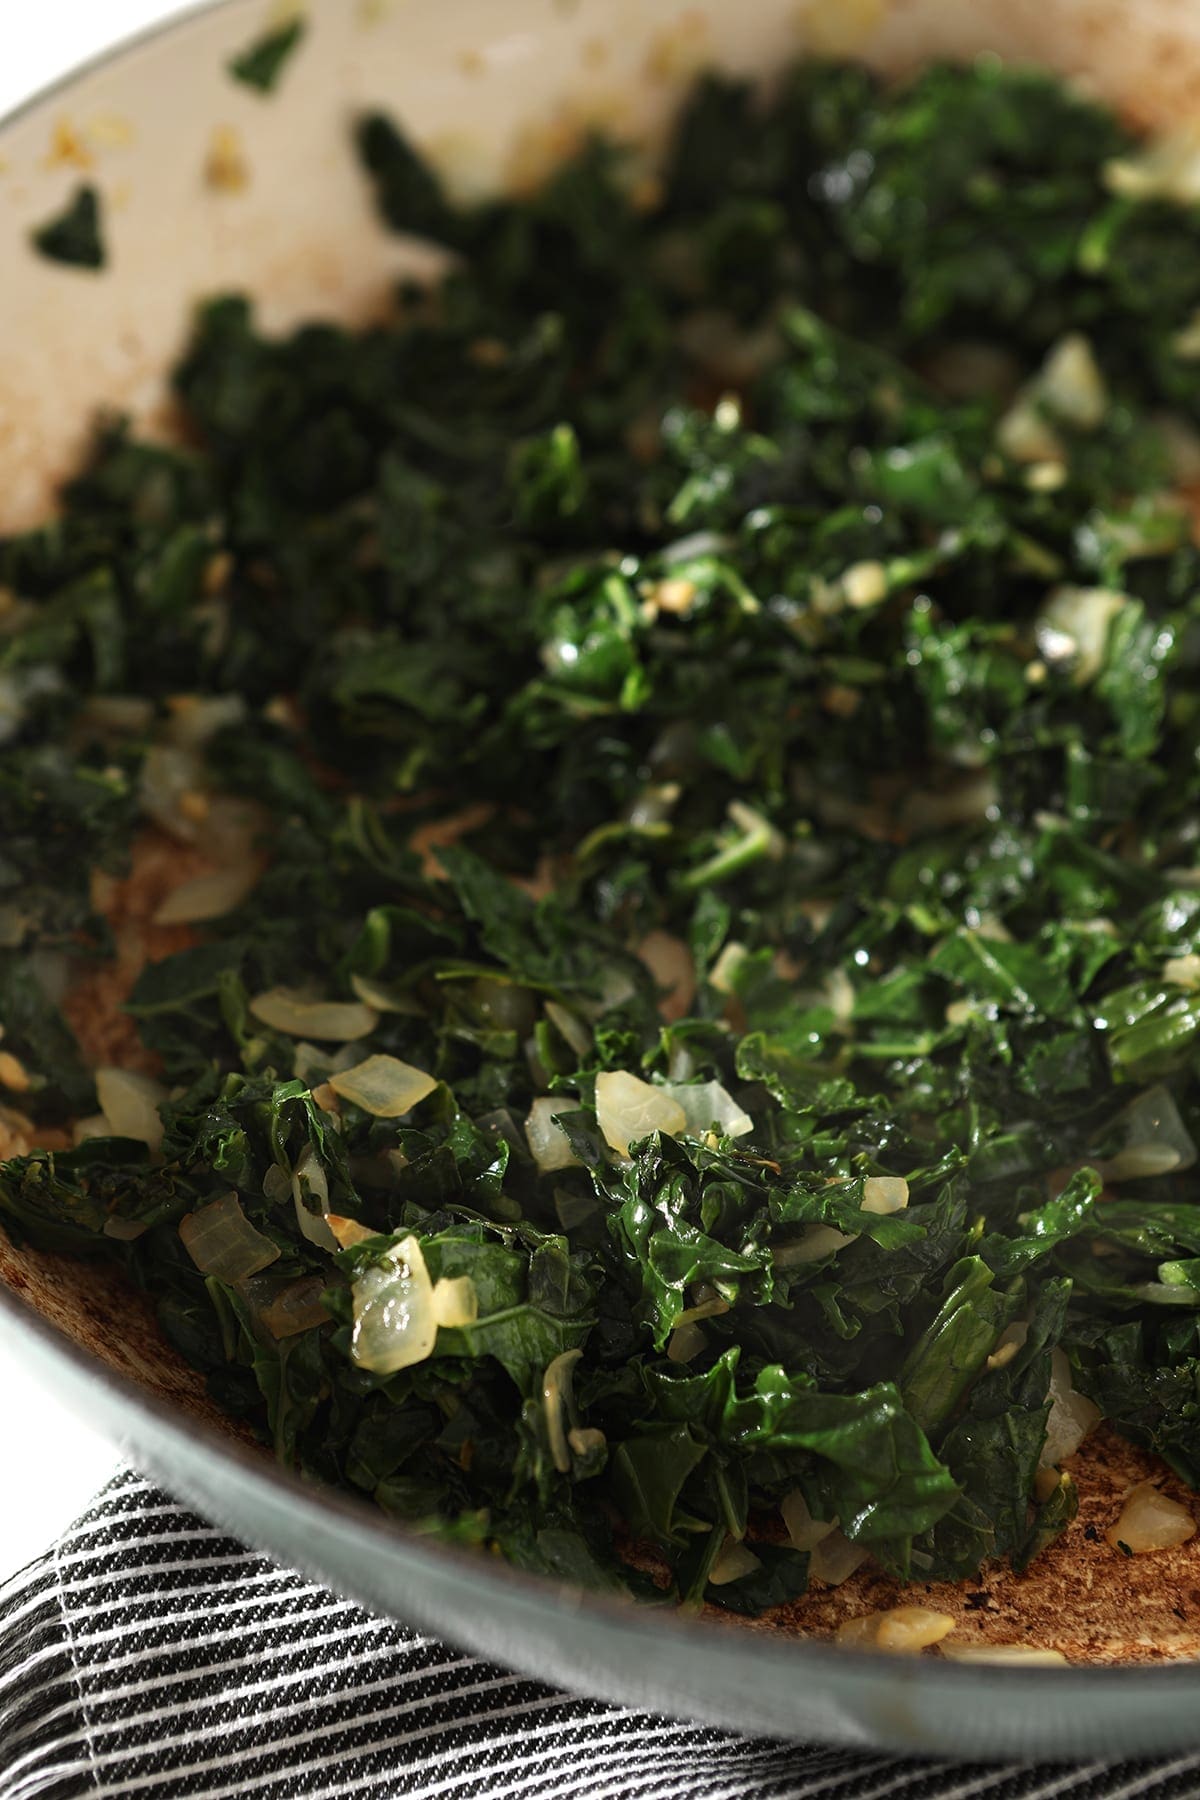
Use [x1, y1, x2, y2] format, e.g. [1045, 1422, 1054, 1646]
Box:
[1040, 1348, 1101, 1468]
[667, 1321, 707, 1362]
[543, 1347, 583, 1473]
[152, 862, 260, 926]
[1103, 1085, 1197, 1182]
[781, 1489, 837, 1553]
[524, 1097, 581, 1172]
[659, 1078, 753, 1141]
[1105, 130, 1200, 205]
[350, 1234, 437, 1375]
[94, 1067, 168, 1153]
[326, 1214, 377, 1249]
[1106, 1481, 1196, 1554]
[163, 693, 247, 748]
[1038, 333, 1107, 430]
[327, 1054, 437, 1117]
[637, 930, 697, 1021]
[138, 743, 205, 840]
[544, 1000, 592, 1060]
[594, 1070, 687, 1156]
[291, 1042, 360, 1085]
[861, 1177, 909, 1216]
[249, 987, 379, 1042]
[835, 1606, 956, 1653]
[291, 1144, 338, 1252]
[348, 972, 423, 1016]
[431, 1275, 478, 1329]
[1036, 587, 1126, 685]
[255, 1275, 329, 1338]
[996, 398, 1065, 465]
[1163, 954, 1200, 993]
[708, 1539, 762, 1586]
[179, 1192, 280, 1282]
[708, 940, 748, 995]
[809, 1528, 870, 1586]
[773, 1225, 857, 1267]
[898, 770, 998, 837]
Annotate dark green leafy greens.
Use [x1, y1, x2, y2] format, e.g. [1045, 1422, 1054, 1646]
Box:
[4, 59, 1200, 1611]
[30, 184, 106, 269]
[227, 18, 306, 94]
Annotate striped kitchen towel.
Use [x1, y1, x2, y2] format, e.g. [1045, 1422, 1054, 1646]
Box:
[2, 1471, 1200, 1800]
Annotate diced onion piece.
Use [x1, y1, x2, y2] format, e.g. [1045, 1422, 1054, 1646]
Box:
[810, 1529, 870, 1586]
[72, 1112, 111, 1147]
[1106, 1481, 1196, 1554]
[837, 1606, 956, 1653]
[781, 1489, 837, 1554]
[431, 1275, 478, 1329]
[708, 1539, 762, 1587]
[637, 930, 697, 1022]
[524, 1097, 581, 1172]
[94, 1067, 167, 1153]
[1105, 130, 1200, 205]
[987, 1320, 1027, 1372]
[138, 743, 205, 840]
[1038, 334, 1107, 430]
[568, 1426, 606, 1458]
[1107, 1145, 1182, 1180]
[291, 1144, 337, 1252]
[249, 987, 379, 1042]
[1104, 1085, 1197, 1181]
[1040, 1348, 1101, 1468]
[103, 1215, 149, 1242]
[328, 1054, 437, 1117]
[675, 1289, 730, 1327]
[350, 1234, 437, 1375]
[774, 1225, 857, 1267]
[861, 1176, 909, 1216]
[1036, 588, 1126, 685]
[667, 1321, 707, 1363]
[659, 1078, 753, 1141]
[326, 1214, 377, 1249]
[348, 972, 423, 1016]
[595, 1070, 687, 1156]
[835, 1613, 882, 1649]
[256, 1276, 329, 1339]
[899, 771, 998, 837]
[708, 941, 748, 995]
[152, 862, 260, 925]
[164, 693, 247, 748]
[180, 1192, 280, 1282]
[292, 1042, 360, 1085]
[1132, 1281, 1200, 1306]
[543, 1347, 583, 1473]
[1163, 954, 1200, 993]
[544, 1000, 592, 1060]
[841, 560, 888, 610]
[941, 1644, 1068, 1665]
[996, 398, 1064, 465]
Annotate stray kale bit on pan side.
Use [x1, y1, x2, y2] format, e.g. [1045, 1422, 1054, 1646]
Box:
[227, 18, 306, 94]
[30, 184, 106, 269]
[3, 59, 1200, 1609]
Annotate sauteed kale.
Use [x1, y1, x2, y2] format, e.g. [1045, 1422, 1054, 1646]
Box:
[4, 59, 1200, 1609]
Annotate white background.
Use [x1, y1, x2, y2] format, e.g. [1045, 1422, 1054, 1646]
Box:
[0, 1, 187, 1578]
[0, 2, 190, 121]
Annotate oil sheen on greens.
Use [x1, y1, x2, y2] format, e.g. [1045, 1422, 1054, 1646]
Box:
[4, 60, 1200, 1613]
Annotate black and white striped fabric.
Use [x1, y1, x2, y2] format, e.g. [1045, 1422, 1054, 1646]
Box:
[3, 1472, 1200, 1800]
